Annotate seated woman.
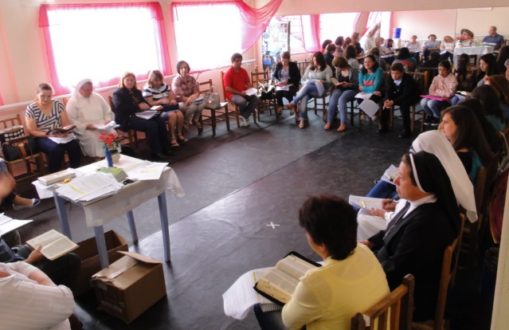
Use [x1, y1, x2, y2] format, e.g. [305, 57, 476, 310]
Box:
[144, 70, 185, 148]
[363, 151, 459, 321]
[470, 85, 506, 132]
[255, 195, 389, 330]
[25, 83, 81, 173]
[0, 161, 39, 211]
[455, 54, 476, 93]
[420, 60, 457, 121]
[272, 51, 301, 114]
[324, 57, 358, 133]
[358, 54, 384, 103]
[456, 28, 475, 48]
[392, 47, 417, 72]
[171, 61, 204, 134]
[112, 72, 170, 160]
[496, 46, 509, 73]
[439, 105, 494, 181]
[358, 130, 477, 240]
[345, 45, 360, 70]
[474, 53, 499, 88]
[0, 262, 75, 330]
[439, 35, 455, 62]
[66, 79, 115, 158]
[484, 74, 509, 121]
[287, 52, 332, 129]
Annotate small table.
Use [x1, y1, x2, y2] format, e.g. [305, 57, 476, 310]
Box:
[33, 156, 185, 268]
[453, 45, 494, 65]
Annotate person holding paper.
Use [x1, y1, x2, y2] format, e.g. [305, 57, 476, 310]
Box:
[25, 83, 82, 173]
[223, 53, 259, 127]
[379, 63, 420, 137]
[254, 195, 389, 330]
[287, 52, 333, 129]
[325, 57, 358, 132]
[0, 261, 75, 330]
[419, 60, 457, 122]
[172, 61, 205, 134]
[112, 72, 171, 160]
[358, 55, 384, 101]
[272, 51, 301, 115]
[144, 70, 186, 148]
[362, 151, 459, 321]
[66, 79, 116, 158]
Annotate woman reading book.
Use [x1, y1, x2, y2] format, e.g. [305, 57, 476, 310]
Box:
[254, 195, 389, 330]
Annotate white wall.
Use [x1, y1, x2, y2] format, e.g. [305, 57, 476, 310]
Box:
[391, 10, 457, 41]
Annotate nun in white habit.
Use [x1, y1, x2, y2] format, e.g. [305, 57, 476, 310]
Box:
[66, 79, 115, 158]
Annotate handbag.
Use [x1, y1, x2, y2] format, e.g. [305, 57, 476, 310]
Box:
[0, 126, 38, 161]
[204, 92, 221, 109]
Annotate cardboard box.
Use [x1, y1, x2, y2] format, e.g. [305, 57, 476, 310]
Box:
[92, 251, 166, 323]
[74, 230, 128, 296]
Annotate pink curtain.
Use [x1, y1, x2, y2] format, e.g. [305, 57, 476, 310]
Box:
[304, 15, 320, 52]
[39, 2, 170, 94]
[235, 0, 283, 51]
[0, 92, 3, 106]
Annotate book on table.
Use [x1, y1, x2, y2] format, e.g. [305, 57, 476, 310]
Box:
[26, 229, 78, 260]
[253, 251, 320, 305]
[38, 168, 76, 186]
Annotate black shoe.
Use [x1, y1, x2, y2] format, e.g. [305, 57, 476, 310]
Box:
[152, 152, 170, 161]
[377, 127, 388, 134]
[398, 130, 411, 138]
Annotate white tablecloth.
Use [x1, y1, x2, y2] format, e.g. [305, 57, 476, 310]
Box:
[33, 155, 185, 227]
[453, 45, 494, 56]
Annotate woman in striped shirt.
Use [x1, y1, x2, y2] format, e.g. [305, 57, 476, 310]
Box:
[25, 83, 81, 173]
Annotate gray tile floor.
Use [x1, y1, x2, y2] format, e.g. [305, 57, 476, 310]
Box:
[9, 110, 485, 329]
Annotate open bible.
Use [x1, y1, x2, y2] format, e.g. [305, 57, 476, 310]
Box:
[254, 252, 320, 305]
[26, 229, 78, 260]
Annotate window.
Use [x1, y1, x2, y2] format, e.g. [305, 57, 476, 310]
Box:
[271, 15, 318, 54]
[172, 3, 242, 71]
[366, 12, 392, 39]
[40, 3, 169, 93]
[319, 12, 360, 41]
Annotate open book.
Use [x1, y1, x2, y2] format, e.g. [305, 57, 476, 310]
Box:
[254, 252, 320, 305]
[420, 94, 449, 101]
[48, 124, 76, 135]
[26, 229, 78, 260]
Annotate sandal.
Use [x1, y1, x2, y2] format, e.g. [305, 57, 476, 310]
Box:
[337, 124, 347, 133]
[170, 139, 180, 148]
[178, 135, 188, 143]
[298, 120, 306, 129]
[324, 123, 331, 130]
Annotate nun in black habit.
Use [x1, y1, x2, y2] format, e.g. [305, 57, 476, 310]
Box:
[367, 151, 459, 322]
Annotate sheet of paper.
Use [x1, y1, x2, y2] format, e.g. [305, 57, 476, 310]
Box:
[0, 214, 33, 237]
[56, 172, 122, 202]
[348, 195, 385, 209]
[135, 110, 159, 120]
[48, 133, 76, 144]
[127, 162, 167, 181]
[380, 164, 399, 185]
[358, 99, 379, 119]
[223, 268, 275, 320]
[355, 92, 373, 100]
[244, 88, 258, 96]
[94, 120, 119, 131]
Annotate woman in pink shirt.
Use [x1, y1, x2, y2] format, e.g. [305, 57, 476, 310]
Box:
[420, 60, 458, 121]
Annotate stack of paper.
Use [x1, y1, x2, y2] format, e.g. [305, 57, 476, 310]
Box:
[0, 213, 32, 236]
[127, 162, 167, 181]
[56, 172, 123, 203]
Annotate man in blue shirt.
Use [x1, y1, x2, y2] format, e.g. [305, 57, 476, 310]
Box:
[483, 26, 505, 50]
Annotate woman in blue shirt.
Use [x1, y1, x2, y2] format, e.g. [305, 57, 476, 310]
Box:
[358, 55, 384, 103]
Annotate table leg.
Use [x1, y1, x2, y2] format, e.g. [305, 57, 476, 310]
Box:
[127, 210, 138, 244]
[53, 193, 72, 239]
[157, 192, 171, 262]
[211, 109, 217, 136]
[94, 225, 109, 268]
[225, 105, 231, 131]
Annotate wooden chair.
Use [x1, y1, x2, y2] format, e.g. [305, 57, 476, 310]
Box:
[220, 71, 243, 127]
[296, 59, 309, 76]
[198, 79, 234, 136]
[412, 237, 460, 330]
[0, 114, 45, 179]
[351, 274, 415, 330]
[107, 96, 139, 148]
[251, 70, 277, 120]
